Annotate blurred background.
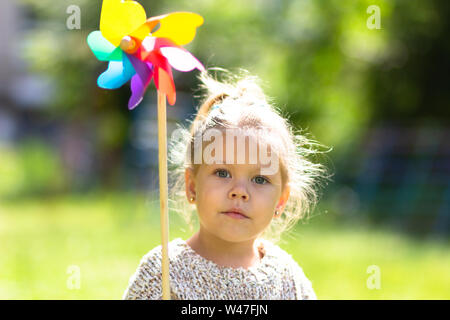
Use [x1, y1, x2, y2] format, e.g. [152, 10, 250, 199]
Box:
[0, 0, 449, 299]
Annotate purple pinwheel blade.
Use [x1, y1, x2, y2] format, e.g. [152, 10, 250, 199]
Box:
[127, 54, 154, 110]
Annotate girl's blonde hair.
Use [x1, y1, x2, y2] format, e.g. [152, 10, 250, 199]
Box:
[168, 69, 331, 244]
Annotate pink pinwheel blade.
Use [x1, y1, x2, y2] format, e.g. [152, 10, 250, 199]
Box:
[160, 47, 205, 72]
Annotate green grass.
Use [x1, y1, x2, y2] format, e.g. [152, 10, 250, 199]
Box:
[1, 191, 449, 299]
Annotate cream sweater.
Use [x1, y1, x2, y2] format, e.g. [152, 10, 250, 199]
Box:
[123, 238, 317, 300]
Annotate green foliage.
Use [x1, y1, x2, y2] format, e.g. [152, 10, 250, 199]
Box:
[0, 141, 66, 198]
[18, 140, 66, 194]
[15, 0, 448, 180]
[19, 0, 448, 151]
[0, 146, 24, 198]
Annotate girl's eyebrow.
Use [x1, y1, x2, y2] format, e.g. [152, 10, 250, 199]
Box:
[210, 163, 277, 177]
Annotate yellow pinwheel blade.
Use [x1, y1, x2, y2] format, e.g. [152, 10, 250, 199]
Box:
[149, 12, 204, 46]
[100, 0, 148, 47]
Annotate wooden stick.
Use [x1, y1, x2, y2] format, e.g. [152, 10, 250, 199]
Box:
[157, 90, 170, 300]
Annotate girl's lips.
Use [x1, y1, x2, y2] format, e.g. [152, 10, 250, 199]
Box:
[221, 211, 249, 219]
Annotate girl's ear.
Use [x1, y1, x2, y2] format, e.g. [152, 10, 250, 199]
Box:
[185, 168, 196, 201]
[275, 183, 290, 217]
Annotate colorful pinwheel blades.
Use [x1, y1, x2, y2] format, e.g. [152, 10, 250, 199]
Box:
[87, 0, 205, 109]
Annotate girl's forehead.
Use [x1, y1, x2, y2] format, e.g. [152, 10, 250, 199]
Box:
[194, 127, 282, 176]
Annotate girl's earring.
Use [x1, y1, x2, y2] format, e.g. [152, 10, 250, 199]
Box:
[189, 196, 195, 203]
[275, 210, 280, 216]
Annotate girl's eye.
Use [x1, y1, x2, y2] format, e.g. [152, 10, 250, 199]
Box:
[215, 169, 230, 178]
[253, 176, 269, 185]
[214, 169, 269, 184]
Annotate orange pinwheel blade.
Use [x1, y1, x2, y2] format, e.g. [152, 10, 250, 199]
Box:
[158, 68, 176, 105]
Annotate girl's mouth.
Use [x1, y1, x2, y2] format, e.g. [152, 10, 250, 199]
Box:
[221, 211, 249, 219]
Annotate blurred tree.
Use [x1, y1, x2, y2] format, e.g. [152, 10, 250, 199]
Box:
[366, 0, 450, 121]
[16, 0, 449, 199]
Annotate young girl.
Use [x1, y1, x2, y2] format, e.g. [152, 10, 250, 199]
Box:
[123, 70, 329, 300]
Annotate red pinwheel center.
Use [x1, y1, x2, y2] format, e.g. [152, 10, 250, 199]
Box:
[120, 36, 138, 54]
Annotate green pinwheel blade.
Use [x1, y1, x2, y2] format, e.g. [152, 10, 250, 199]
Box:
[87, 31, 123, 61]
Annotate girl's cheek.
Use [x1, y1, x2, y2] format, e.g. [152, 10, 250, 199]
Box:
[206, 176, 229, 189]
[199, 178, 225, 195]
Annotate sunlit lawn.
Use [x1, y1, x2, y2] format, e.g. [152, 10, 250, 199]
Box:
[1, 191, 449, 299]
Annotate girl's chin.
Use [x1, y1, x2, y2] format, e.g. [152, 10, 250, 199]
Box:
[213, 226, 258, 243]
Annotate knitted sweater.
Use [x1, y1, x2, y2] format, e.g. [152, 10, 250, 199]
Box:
[123, 238, 317, 300]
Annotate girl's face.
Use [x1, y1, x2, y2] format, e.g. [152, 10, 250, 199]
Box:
[185, 132, 290, 243]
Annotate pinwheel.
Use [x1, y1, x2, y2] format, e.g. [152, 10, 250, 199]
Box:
[86, 0, 205, 300]
[87, 0, 205, 109]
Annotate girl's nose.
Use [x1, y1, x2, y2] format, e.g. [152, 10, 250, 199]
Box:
[228, 184, 249, 201]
